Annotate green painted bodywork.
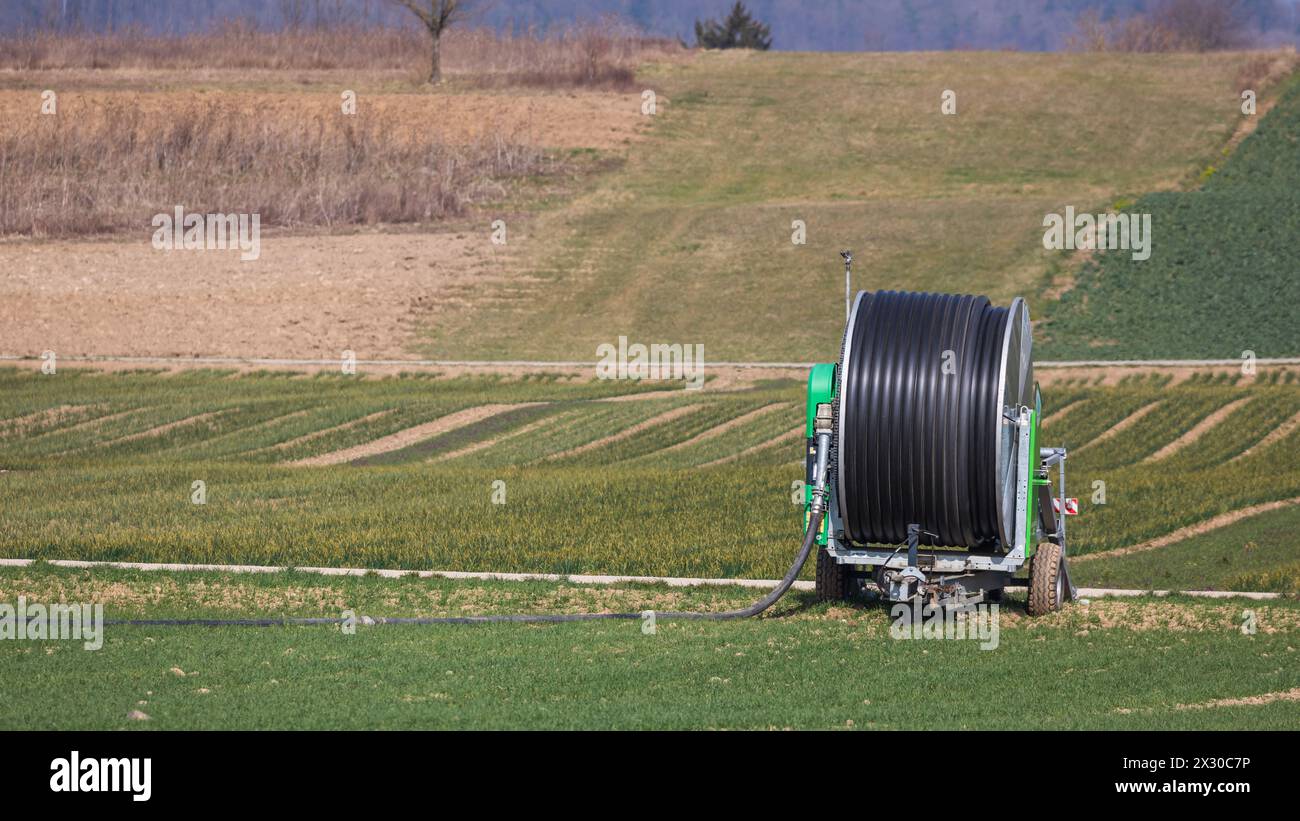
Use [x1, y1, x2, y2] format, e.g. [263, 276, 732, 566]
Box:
[805, 363, 837, 438]
[1026, 384, 1045, 558]
[804, 363, 836, 546]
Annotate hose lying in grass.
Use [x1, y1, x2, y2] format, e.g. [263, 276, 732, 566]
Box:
[104, 434, 836, 627]
[102, 507, 824, 627]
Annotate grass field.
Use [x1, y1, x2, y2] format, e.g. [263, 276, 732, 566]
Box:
[1040, 74, 1300, 359]
[2, 565, 1297, 730]
[418, 49, 1289, 362]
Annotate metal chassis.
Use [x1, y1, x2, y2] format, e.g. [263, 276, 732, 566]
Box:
[822, 405, 1074, 605]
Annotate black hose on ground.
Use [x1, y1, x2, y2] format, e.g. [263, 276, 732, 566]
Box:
[102, 507, 827, 628]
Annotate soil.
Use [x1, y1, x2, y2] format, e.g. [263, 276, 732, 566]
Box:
[0, 230, 508, 360]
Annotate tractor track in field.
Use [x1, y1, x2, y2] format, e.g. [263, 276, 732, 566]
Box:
[1231, 407, 1300, 462]
[96, 409, 232, 448]
[256, 410, 394, 458]
[430, 410, 569, 463]
[1073, 496, 1300, 563]
[0, 404, 100, 434]
[1040, 397, 1086, 427]
[291, 404, 543, 467]
[656, 402, 789, 454]
[543, 404, 702, 462]
[1073, 400, 1162, 454]
[1143, 397, 1253, 462]
[699, 424, 805, 468]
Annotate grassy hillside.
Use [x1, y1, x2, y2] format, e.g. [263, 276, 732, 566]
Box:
[1040, 76, 1300, 359]
[420, 50, 1264, 362]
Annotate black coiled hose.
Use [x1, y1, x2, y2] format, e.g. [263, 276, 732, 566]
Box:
[837, 290, 1009, 549]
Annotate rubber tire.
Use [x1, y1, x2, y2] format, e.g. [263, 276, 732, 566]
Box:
[815, 549, 854, 602]
[1027, 542, 1064, 616]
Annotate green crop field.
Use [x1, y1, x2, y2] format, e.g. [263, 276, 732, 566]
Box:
[4, 45, 1300, 732]
[1, 367, 1297, 580]
[1040, 76, 1300, 359]
[1081, 503, 1300, 593]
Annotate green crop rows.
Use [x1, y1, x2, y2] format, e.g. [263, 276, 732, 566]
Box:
[1040, 78, 1300, 359]
[1, 368, 1298, 590]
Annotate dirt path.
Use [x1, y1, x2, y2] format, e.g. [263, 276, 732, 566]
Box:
[1073, 496, 1300, 563]
[1144, 397, 1252, 462]
[291, 403, 540, 466]
[1176, 687, 1300, 710]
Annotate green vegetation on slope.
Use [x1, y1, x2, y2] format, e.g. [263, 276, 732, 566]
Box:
[1040, 78, 1300, 359]
[420, 50, 1258, 361]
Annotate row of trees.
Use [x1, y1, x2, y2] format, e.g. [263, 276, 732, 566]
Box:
[390, 1, 771, 83]
[4, 1, 1279, 83]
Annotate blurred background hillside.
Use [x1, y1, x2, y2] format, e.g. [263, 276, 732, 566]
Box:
[4, 0, 1299, 51]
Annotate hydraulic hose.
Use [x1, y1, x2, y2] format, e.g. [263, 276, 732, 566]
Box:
[102, 508, 825, 627]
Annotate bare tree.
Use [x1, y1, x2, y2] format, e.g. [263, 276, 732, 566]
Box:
[280, 0, 308, 30]
[387, 0, 464, 84]
[1154, 0, 1250, 51]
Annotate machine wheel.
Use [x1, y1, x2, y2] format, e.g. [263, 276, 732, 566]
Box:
[815, 549, 854, 602]
[1027, 542, 1064, 616]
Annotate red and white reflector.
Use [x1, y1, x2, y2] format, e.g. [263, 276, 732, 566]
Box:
[1052, 498, 1080, 516]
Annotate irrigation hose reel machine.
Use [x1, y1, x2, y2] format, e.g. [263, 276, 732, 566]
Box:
[803, 267, 1078, 615]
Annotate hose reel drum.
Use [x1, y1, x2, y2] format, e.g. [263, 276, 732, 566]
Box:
[835, 290, 1033, 551]
[810, 286, 1074, 613]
